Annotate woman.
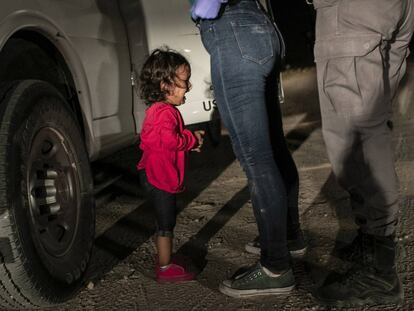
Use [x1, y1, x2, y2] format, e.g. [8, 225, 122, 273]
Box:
[192, 0, 306, 298]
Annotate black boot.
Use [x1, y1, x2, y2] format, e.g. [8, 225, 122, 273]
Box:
[335, 229, 366, 263]
[314, 234, 403, 307]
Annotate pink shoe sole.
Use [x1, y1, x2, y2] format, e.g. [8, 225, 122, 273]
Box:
[156, 273, 196, 283]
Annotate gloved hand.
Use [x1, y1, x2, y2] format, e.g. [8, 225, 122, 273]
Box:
[191, 0, 228, 20]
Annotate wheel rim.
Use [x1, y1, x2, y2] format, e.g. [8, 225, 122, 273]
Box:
[27, 127, 80, 258]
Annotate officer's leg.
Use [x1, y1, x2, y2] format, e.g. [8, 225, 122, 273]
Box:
[313, 0, 414, 306]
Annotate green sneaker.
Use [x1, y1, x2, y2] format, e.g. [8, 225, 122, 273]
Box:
[219, 263, 295, 298]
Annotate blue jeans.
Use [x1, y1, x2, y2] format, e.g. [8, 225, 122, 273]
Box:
[200, 0, 299, 271]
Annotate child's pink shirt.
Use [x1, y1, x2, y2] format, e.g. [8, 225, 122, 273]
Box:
[137, 102, 197, 193]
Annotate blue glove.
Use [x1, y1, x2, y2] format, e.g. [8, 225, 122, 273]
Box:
[191, 0, 228, 20]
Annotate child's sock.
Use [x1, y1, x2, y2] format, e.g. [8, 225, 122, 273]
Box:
[160, 264, 171, 271]
[262, 266, 285, 277]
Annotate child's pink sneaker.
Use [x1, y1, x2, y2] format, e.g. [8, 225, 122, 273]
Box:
[156, 263, 195, 283]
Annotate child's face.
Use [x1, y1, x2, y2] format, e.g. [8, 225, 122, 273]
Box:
[164, 64, 192, 106]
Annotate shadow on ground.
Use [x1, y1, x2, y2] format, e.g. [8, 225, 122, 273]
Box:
[84, 111, 324, 291]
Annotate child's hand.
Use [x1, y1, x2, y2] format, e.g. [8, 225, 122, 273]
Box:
[195, 130, 205, 146]
[192, 130, 205, 152]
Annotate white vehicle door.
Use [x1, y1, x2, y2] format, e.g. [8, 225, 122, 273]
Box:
[0, 1, 138, 157]
[117, 0, 150, 133]
[119, 0, 270, 129]
[51, 0, 137, 153]
[138, 0, 216, 126]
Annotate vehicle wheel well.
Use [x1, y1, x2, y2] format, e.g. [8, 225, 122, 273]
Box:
[0, 30, 85, 134]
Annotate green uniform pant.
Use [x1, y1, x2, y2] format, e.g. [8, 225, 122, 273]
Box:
[314, 0, 414, 236]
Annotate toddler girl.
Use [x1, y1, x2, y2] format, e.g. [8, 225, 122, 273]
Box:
[137, 48, 204, 283]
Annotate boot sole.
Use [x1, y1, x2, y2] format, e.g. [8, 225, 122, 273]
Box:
[219, 283, 295, 298]
[244, 244, 261, 255]
[245, 244, 307, 259]
[315, 290, 404, 307]
[289, 247, 308, 258]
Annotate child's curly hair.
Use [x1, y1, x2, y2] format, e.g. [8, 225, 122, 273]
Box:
[139, 47, 191, 105]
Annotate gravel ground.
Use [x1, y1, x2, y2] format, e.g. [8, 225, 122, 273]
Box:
[52, 67, 414, 311]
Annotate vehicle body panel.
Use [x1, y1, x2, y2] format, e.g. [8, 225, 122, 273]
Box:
[141, 0, 215, 125]
[0, 0, 216, 160]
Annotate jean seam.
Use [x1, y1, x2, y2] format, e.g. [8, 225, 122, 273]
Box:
[216, 45, 274, 244]
[216, 45, 250, 176]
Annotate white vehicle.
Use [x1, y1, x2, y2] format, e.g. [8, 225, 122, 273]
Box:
[0, 1, 218, 308]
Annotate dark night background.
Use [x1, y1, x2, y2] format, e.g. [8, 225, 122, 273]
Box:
[269, 0, 414, 68]
[269, 0, 316, 68]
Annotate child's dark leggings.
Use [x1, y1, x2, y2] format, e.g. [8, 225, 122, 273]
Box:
[139, 170, 176, 237]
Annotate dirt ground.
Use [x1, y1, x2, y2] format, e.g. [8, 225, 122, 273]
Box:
[55, 67, 414, 311]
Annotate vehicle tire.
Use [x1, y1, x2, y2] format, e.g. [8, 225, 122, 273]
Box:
[0, 80, 95, 309]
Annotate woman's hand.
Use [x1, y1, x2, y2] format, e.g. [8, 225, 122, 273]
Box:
[191, 0, 228, 20]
